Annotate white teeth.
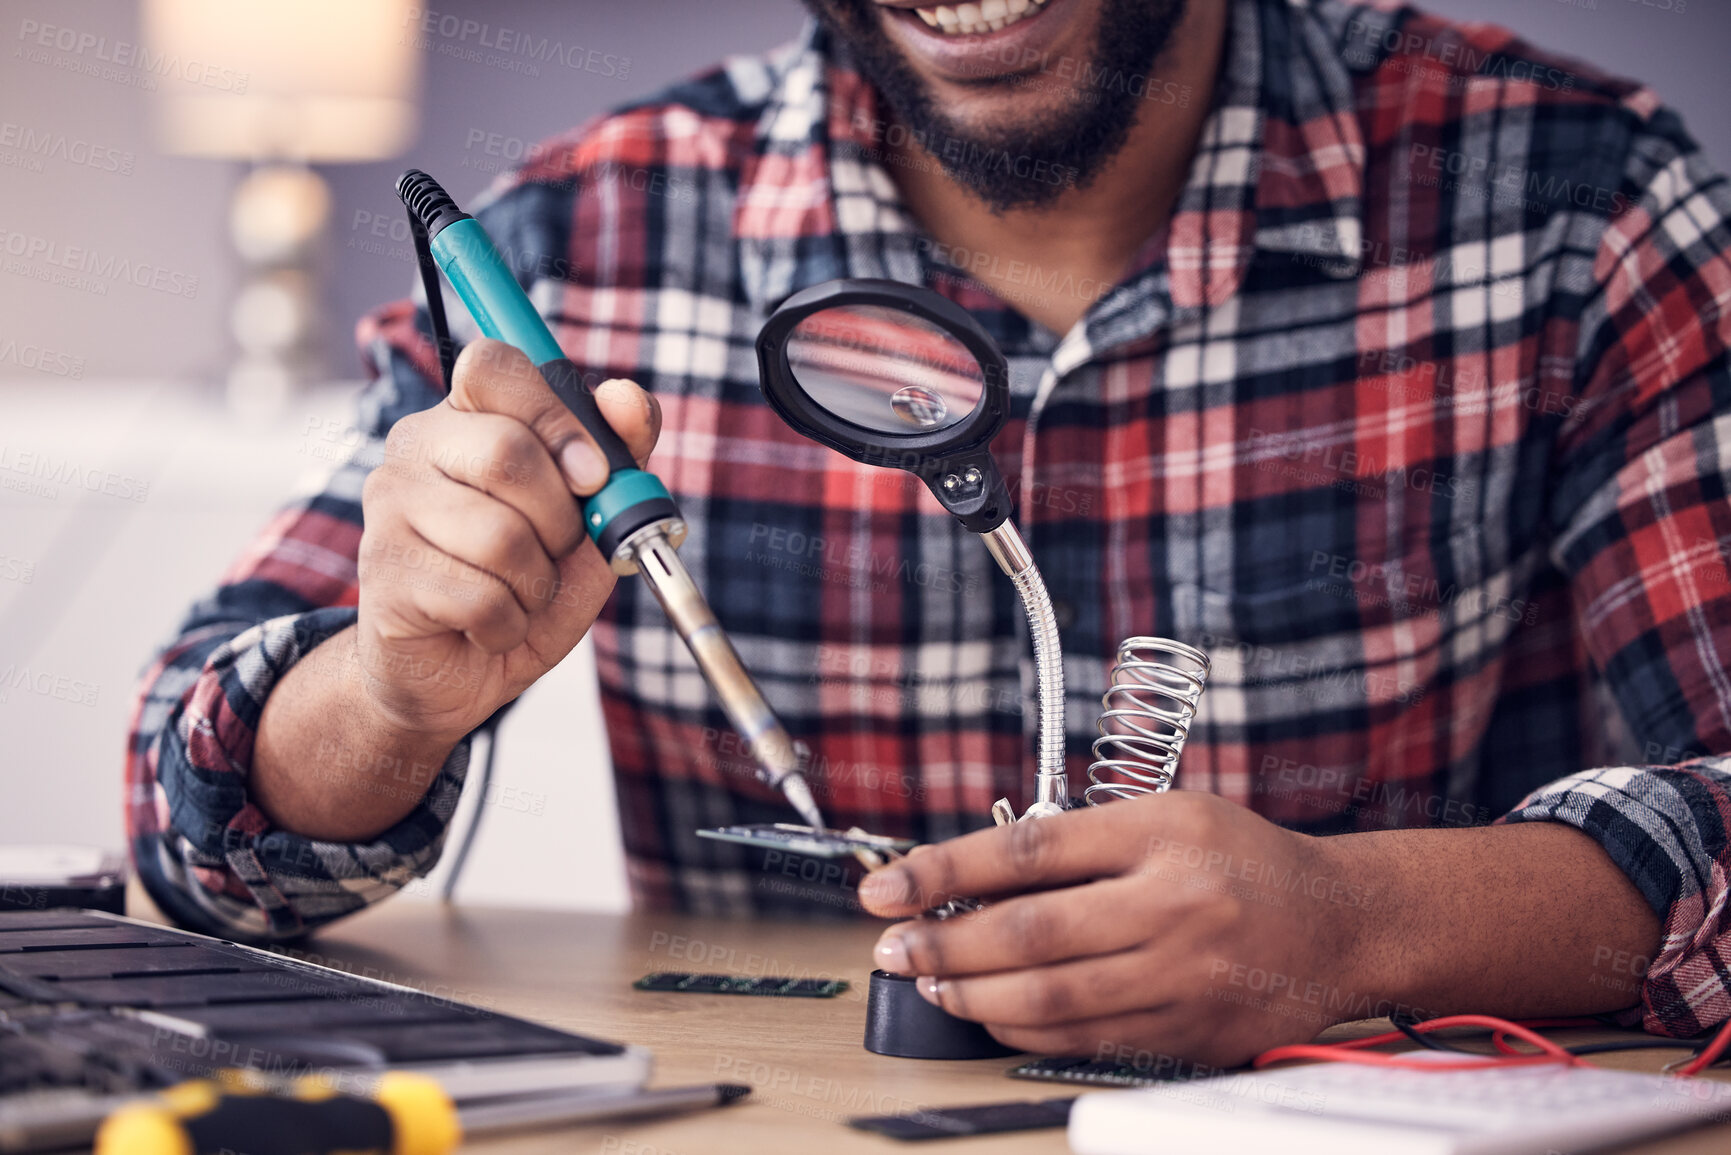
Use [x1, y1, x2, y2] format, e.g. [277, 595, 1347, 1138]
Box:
[913, 0, 1047, 36]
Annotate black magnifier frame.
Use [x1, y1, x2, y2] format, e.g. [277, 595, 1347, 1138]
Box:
[755, 278, 1015, 533]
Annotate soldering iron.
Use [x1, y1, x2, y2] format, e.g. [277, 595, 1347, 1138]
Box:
[394, 169, 823, 831]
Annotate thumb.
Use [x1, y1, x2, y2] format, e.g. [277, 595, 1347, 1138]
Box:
[447, 339, 619, 495]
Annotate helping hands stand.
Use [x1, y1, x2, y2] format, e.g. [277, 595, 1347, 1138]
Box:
[739, 278, 1214, 1059]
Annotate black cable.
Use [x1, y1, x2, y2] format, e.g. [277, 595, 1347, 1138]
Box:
[407, 210, 458, 390]
[440, 701, 514, 903]
[1390, 1011, 1456, 1052]
[1392, 1013, 1713, 1061]
[404, 192, 494, 903]
[1565, 1039, 1704, 1056]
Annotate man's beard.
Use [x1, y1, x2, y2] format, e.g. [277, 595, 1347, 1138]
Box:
[802, 0, 1189, 213]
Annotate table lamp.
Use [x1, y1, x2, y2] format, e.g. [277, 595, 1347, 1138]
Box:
[143, 0, 422, 414]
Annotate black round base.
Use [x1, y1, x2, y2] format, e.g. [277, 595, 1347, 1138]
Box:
[862, 970, 1020, 1060]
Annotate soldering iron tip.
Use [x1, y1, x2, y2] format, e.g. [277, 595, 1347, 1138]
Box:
[780, 772, 826, 832]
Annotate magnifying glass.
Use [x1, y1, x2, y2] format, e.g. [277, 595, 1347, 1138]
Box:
[756, 279, 1067, 824]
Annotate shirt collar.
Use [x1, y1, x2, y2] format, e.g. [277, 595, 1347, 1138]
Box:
[735, 0, 1367, 320]
[732, 22, 921, 312]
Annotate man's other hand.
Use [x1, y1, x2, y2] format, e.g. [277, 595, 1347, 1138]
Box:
[857, 792, 1363, 1067]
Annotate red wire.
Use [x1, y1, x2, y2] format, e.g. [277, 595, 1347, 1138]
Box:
[1502, 1017, 1607, 1029]
[1255, 1014, 1581, 1071]
[1493, 1016, 1605, 1051]
[1674, 1016, 1731, 1077]
[1254, 1012, 1731, 1076]
[1254, 1046, 1573, 1071]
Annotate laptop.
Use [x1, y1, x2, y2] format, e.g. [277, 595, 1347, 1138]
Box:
[0, 909, 650, 1150]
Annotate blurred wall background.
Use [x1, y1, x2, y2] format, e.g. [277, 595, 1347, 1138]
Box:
[1, 0, 1726, 915]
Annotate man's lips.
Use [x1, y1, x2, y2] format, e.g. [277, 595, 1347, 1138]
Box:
[872, 0, 1079, 81]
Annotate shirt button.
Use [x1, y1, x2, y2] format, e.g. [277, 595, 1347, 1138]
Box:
[1052, 600, 1076, 631]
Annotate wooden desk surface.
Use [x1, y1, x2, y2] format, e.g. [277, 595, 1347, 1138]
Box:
[276, 900, 1731, 1155]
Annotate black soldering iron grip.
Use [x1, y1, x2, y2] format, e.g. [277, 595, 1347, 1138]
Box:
[538, 357, 640, 475]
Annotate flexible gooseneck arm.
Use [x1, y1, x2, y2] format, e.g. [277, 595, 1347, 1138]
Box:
[981, 521, 1067, 820]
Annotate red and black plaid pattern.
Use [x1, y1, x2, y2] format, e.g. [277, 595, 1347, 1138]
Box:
[127, 0, 1731, 1037]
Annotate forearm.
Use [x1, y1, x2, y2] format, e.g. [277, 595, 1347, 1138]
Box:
[252, 625, 465, 842]
[1325, 821, 1660, 1020]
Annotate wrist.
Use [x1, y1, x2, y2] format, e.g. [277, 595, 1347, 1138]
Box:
[346, 629, 487, 749]
[253, 626, 466, 842]
[1302, 823, 1659, 1024]
[1308, 830, 1428, 1020]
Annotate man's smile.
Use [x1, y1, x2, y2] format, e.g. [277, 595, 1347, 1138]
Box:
[884, 0, 1053, 37]
[870, 0, 1089, 84]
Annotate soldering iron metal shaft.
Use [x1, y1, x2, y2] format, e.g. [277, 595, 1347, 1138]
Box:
[617, 524, 826, 830]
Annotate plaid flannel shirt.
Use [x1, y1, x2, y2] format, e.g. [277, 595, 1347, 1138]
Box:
[127, 0, 1731, 1038]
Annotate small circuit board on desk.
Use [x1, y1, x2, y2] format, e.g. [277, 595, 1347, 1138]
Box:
[1008, 1055, 1193, 1089]
[849, 1097, 1077, 1140]
[635, 972, 851, 998]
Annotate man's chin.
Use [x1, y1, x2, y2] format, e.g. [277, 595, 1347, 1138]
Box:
[811, 0, 1189, 213]
[917, 83, 1084, 143]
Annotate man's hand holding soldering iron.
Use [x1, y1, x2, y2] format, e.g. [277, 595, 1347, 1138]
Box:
[248, 341, 661, 842]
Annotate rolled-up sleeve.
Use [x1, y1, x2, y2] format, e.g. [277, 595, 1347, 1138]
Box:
[125, 295, 470, 942]
[124, 134, 601, 940]
[1501, 101, 1731, 1037]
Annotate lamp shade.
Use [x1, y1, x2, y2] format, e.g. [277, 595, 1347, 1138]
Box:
[143, 0, 421, 161]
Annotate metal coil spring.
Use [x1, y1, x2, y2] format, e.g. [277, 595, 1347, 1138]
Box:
[1084, 637, 1210, 804]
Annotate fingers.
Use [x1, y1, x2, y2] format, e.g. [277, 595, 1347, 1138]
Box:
[360, 455, 571, 648]
[447, 340, 660, 496]
[873, 878, 1152, 977]
[400, 480, 561, 616]
[359, 520, 528, 654]
[397, 408, 587, 559]
[919, 949, 1179, 1030]
[983, 1009, 1185, 1062]
[857, 804, 1153, 918]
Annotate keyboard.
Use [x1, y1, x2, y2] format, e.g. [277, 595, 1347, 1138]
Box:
[1067, 1052, 1731, 1155]
[0, 909, 650, 1151]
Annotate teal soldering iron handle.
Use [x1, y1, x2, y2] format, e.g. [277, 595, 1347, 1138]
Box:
[395, 168, 680, 571]
[392, 168, 826, 830]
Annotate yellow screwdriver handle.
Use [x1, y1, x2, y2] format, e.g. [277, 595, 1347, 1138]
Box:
[94, 1072, 461, 1155]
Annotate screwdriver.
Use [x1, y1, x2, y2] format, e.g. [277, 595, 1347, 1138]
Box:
[92, 1072, 751, 1155]
[394, 168, 824, 831]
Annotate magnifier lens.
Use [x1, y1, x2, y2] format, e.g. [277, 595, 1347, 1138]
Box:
[784, 304, 986, 434]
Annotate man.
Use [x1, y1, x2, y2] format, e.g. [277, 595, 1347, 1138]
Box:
[129, 0, 1731, 1066]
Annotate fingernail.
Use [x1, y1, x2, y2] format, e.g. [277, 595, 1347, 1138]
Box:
[859, 867, 911, 906]
[874, 932, 911, 974]
[559, 440, 605, 491]
[916, 976, 942, 1005]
